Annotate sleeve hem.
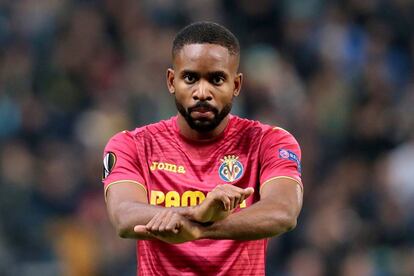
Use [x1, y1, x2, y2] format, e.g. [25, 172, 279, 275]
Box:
[260, 176, 303, 194]
[104, 180, 147, 202]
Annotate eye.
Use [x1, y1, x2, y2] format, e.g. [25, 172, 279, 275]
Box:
[211, 75, 225, 85]
[183, 73, 197, 84]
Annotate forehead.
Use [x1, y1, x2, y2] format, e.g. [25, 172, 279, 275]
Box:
[173, 44, 238, 72]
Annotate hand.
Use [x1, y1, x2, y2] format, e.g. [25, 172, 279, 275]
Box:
[192, 185, 254, 223]
[134, 209, 202, 244]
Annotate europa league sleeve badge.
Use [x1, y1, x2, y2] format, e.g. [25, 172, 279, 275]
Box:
[102, 152, 117, 180]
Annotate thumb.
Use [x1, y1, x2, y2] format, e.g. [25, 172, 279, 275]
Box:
[134, 225, 148, 233]
[244, 187, 254, 196]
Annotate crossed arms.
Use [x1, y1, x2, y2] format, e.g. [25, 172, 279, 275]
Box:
[105, 178, 303, 244]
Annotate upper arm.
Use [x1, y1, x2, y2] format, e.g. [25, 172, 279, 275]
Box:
[102, 131, 148, 220]
[259, 127, 303, 220]
[106, 181, 148, 225]
[260, 177, 303, 219]
[102, 131, 147, 199]
[259, 127, 302, 189]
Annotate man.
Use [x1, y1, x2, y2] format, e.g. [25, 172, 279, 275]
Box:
[102, 21, 303, 276]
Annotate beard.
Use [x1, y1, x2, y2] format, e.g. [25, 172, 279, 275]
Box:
[175, 98, 232, 133]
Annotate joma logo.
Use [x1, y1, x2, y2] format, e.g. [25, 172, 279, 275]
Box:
[150, 161, 186, 174]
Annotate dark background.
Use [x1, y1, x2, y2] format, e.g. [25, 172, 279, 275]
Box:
[0, 0, 413, 275]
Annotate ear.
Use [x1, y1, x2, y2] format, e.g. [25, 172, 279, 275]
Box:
[166, 68, 175, 94]
[233, 73, 243, 97]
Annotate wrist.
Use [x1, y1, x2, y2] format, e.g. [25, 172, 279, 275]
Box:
[177, 206, 198, 221]
[182, 204, 210, 223]
[197, 222, 215, 239]
[190, 205, 206, 222]
[196, 223, 207, 239]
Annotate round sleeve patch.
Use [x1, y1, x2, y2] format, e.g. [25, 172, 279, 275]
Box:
[102, 152, 116, 180]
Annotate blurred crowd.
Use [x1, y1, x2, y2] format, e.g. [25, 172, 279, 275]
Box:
[0, 0, 414, 275]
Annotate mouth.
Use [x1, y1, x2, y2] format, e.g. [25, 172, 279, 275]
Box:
[191, 110, 214, 119]
[189, 105, 216, 119]
[191, 107, 213, 113]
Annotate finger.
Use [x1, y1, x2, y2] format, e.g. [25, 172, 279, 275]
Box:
[223, 184, 253, 196]
[212, 187, 230, 211]
[222, 190, 237, 211]
[233, 194, 240, 209]
[243, 187, 254, 197]
[218, 193, 231, 211]
[224, 187, 244, 210]
[234, 190, 245, 208]
[146, 211, 162, 231]
[223, 186, 253, 208]
[159, 211, 175, 232]
[213, 186, 244, 210]
[165, 214, 182, 234]
[225, 190, 240, 210]
[150, 211, 170, 232]
[172, 226, 180, 234]
[134, 225, 149, 234]
[147, 210, 167, 232]
[220, 184, 244, 194]
[239, 187, 254, 204]
[222, 186, 245, 207]
[223, 185, 243, 205]
[239, 193, 248, 205]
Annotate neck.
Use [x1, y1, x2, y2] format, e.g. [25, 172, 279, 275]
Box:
[177, 114, 230, 141]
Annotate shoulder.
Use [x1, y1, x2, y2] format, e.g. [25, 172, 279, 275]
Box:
[231, 115, 297, 142]
[235, 116, 301, 152]
[230, 115, 265, 135]
[263, 126, 299, 145]
[259, 125, 302, 159]
[136, 117, 175, 136]
[105, 118, 173, 152]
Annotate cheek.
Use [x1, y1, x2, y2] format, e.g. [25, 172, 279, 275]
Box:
[174, 82, 192, 96]
[174, 89, 192, 107]
[217, 89, 234, 103]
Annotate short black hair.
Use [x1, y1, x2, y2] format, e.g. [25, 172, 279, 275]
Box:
[172, 21, 240, 58]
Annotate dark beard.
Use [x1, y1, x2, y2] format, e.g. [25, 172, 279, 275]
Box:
[175, 99, 232, 133]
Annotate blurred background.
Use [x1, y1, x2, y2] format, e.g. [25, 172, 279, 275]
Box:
[0, 0, 414, 275]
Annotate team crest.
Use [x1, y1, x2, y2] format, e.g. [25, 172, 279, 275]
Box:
[102, 152, 116, 180]
[219, 155, 244, 182]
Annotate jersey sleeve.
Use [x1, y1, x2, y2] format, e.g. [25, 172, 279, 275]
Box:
[102, 131, 146, 197]
[259, 127, 302, 188]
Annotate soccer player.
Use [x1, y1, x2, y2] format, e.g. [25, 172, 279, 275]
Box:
[102, 21, 303, 275]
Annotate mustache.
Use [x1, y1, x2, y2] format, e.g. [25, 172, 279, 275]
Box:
[188, 102, 218, 113]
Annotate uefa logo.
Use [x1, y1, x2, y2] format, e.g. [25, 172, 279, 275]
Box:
[279, 149, 290, 159]
[218, 155, 244, 182]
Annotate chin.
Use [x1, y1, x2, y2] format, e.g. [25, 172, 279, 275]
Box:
[190, 120, 217, 132]
[193, 125, 216, 132]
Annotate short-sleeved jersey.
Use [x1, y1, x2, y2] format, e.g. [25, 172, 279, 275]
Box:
[102, 115, 302, 276]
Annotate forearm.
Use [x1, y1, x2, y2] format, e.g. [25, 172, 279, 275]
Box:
[111, 201, 159, 239]
[200, 199, 298, 240]
[110, 201, 194, 239]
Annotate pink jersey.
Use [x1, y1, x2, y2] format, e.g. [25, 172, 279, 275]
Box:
[102, 115, 302, 276]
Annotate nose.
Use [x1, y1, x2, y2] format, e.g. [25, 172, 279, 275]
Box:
[193, 80, 212, 101]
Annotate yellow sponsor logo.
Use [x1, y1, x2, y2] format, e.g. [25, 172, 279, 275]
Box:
[150, 161, 186, 174]
[150, 190, 247, 208]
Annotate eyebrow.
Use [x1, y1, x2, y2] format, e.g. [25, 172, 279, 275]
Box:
[180, 70, 198, 77]
[207, 71, 228, 79]
[180, 70, 229, 79]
